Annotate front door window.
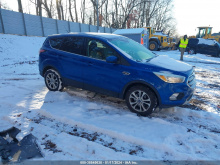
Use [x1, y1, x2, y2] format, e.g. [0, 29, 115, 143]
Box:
[87, 39, 118, 61]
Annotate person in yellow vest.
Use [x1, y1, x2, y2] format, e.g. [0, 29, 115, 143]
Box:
[179, 35, 188, 61]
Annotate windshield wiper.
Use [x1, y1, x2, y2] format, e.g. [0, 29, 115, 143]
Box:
[136, 59, 142, 62]
[145, 55, 157, 62]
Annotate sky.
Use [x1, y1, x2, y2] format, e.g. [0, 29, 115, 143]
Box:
[173, 0, 220, 36]
[1, 0, 220, 36]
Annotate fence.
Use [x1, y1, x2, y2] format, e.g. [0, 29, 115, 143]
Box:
[0, 9, 116, 37]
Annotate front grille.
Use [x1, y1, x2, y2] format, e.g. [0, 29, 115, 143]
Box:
[187, 71, 196, 88]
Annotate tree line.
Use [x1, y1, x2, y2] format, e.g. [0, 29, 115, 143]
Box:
[1, 0, 177, 36]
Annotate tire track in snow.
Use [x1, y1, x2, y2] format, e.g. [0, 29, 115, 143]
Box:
[151, 108, 220, 138]
[23, 110, 199, 160]
[25, 111, 147, 157]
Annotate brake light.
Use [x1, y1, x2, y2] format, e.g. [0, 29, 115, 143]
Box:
[39, 49, 46, 54]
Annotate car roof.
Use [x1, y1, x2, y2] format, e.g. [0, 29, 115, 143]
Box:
[47, 32, 122, 40]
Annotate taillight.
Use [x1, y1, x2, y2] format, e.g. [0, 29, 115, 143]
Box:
[39, 49, 46, 54]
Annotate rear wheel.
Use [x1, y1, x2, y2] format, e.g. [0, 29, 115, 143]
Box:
[44, 69, 64, 91]
[125, 86, 157, 116]
[149, 41, 158, 51]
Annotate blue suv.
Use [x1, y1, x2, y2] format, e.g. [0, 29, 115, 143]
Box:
[39, 33, 196, 116]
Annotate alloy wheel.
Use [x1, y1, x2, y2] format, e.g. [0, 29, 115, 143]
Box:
[129, 90, 151, 112]
[46, 73, 59, 90]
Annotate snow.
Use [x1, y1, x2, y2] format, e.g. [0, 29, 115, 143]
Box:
[198, 38, 218, 45]
[0, 33, 220, 161]
[153, 32, 168, 37]
[113, 28, 145, 34]
[148, 55, 192, 71]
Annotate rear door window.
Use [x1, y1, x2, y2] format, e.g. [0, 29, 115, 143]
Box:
[60, 37, 84, 55]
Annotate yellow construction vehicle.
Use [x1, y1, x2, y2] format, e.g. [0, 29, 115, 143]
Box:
[145, 27, 172, 51]
[190, 26, 220, 43]
[168, 37, 176, 50]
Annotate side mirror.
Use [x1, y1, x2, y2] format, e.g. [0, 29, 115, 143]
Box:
[106, 56, 118, 63]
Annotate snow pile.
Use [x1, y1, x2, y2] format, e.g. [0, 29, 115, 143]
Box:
[198, 38, 218, 45]
[153, 32, 168, 37]
[113, 28, 145, 34]
[0, 33, 220, 161]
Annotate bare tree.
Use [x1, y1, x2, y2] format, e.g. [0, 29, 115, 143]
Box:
[56, 0, 64, 20]
[30, 0, 54, 18]
[36, 0, 42, 16]
[89, 0, 97, 25]
[69, 0, 74, 21]
[148, 0, 176, 34]
[42, 0, 53, 18]
[17, 0, 23, 13]
[89, 0, 107, 25]
[60, 1, 64, 20]
[24, 0, 176, 35]
[80, 0, 86, 23]
[73, 0, 78, 22]
[0, 1, 10, 9]
[120, 0, 146, 28]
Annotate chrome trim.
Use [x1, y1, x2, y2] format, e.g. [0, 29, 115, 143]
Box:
[122, 71, 130, 75]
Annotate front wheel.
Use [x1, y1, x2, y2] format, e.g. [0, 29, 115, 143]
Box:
[125, 86, 157, 116]
[44, 69, 64, 91]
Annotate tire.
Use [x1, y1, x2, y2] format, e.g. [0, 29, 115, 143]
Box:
[188, 48, 195, 55]
[125, 86, 157, 116]
[44, 69, 64, 91]
[149, 41, 158, 51]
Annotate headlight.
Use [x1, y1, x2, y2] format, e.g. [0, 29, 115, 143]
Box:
[154, 72, 185, 83]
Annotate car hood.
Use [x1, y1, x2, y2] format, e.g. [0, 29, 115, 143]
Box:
[147, 55, 192, 72]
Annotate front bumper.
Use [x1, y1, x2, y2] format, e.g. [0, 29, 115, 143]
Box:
[158, 82, 195, 108]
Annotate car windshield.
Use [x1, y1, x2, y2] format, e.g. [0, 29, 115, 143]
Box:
[108, 37, 156, 62]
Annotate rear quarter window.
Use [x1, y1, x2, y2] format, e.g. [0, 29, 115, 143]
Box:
[60, 37, 84, 55]
[49, 38, 64, 49]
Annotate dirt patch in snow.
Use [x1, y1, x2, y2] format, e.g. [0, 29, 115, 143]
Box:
[28, 113, 144, 156]
[180, 98, 207, 111]
[42, 139, 62, 153]
[1, 60, 38, 67]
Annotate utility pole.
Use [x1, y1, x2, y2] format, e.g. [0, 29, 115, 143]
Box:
[96, 0, 99, 32]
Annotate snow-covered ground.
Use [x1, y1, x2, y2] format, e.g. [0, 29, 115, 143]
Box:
[0, 34, 220, 161]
